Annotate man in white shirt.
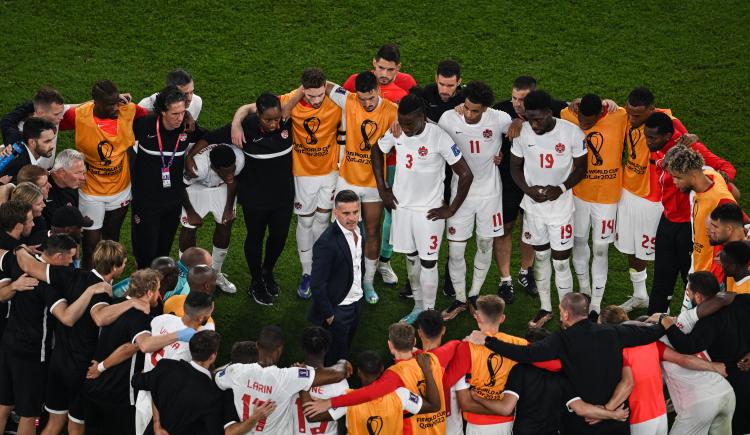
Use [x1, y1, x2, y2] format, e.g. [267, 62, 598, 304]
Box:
[139, 69, 203, 120]
[510, 90, 587, 328]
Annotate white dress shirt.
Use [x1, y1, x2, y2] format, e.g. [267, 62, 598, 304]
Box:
[336, 219, 362, 305]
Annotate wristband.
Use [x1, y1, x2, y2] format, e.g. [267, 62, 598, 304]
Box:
[97, 361, 107, 373]
[558, 184, 567, 193]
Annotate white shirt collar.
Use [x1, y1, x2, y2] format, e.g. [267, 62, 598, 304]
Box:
[25, 146, 40, 165]
[335, 219, 360, 239]
[92, 269, 112, 284]
[190, 361, 211, 378]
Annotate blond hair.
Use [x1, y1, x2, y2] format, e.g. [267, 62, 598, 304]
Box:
[476, 294, 505, 323]
[127, 269, 161, 298]
[388, 323, 416, 352]
[10, 181, 42, 205]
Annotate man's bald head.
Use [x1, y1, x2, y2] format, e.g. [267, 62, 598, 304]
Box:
[188, 264, 217, 295]
[181, 247, 212, 269]
[560, 293, 589, 324]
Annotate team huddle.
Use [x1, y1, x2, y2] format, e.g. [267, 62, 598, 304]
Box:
[0, 41, 748, 434]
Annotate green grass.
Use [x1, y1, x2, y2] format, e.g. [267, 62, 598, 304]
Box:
[1, 0, 749, 367]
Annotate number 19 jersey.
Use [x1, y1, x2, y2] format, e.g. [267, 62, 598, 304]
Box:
[511, 119, 586, 218]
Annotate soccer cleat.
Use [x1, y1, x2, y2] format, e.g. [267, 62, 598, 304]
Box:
[618, 296, 649, 313]
[263, 272, 280, 298]
[399, 282, 413, 299]
[441, 300, 467, 321]
[249, 280, 273, 306]
[498, 281, 515, 305]
[297, 274, 312, 299]
[363, 282, 379, 304]
[442, 277, 455, 297]
[518, 268, 539, 297]
[216, 272, 237, 294]
[400, 307, 424, 325]
[528, 309, 553, 329]
[377, 261, 399, 285]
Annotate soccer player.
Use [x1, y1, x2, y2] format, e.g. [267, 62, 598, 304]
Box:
[720, 241, 750, 294]
[560, 94, 627, 315]
[138, 68, 203, 120]
[179, 143, 244, 294]
[372, 92, 473, 323]
[437, 81, 512, 319]
[215, 325, 350, 434]
[0, 117, 56, 181]
[327, 72, 398, 304]
[510, 90, 587, 327]
[162, 265, 217, 323]
[342, 43, 416, 102]
[708, 203, 747, 247]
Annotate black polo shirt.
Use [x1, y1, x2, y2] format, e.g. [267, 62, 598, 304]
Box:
[44, 175, 79, 225]
[0, 231, 21, 338]
[131, 114, 205, 212]
[503, 364, 571, 435]
[423, 83, 465, 123]
[23, 216, 48, 246]
[203, 116, 294, 210]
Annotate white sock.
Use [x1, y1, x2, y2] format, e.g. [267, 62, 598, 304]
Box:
[364, 258, 377, 286]
[296, 215, 315, 275]
[572, 236, 591, 296]
[312, 211, 330, 242]
[406, 254, 422, 308]
[630, 268, 648, 299]
[590, 242, 609, 310]
[470, 237, 493, 297]
[212, 246, 228, 274]
[553, 258, 573, 302]
[448, 241, 467, 302]
[420, 263, 438, 310]
[534, 249, 553, 311]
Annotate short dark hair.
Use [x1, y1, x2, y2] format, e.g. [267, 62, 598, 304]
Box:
[33, 87, 64, 108]
[230, 341, 258, 364]
[91, 80, 119, 101]
[388, 323, 415, 352]
[464, 81, 495, 107]
[301, 68, 326, 89]
[436, 60, 460, 79]
[525, 327, 550, 343]
[523, 90, 552, 112]
[334, 189, 359, 207]
[153, 85, 187, 114]
[166, 68, 193, 87]
[561, 293, 589, 318]
[711, 203, 744, 226]
[257, 325, 284, 352]
[580, 94, 603, 117]
[627, 87, 654, 108]
[45, 233, 78, 256]
[16, 164, 48, 186]
[355, 71, 378, 93]
[301, 326, 331, 356]
[256, 92, 281, 115]
[183, 291, 214, 319]
[688, 271, 720, 297]
[375, 43, 401, 63]
[397, 91, 425, 116]
[209, 145, 236, 169]
[512, 76, 537, 91]
[356, 350, 383, 376]
[476, 295, 505, 322]
[644, 112, 674, 135]
[190, 330, 220, 362]
[722, 241, 750, 267]
[0, 200, 31, 232]
[415, 310, 444, 339]
[22, 117, 56, 142]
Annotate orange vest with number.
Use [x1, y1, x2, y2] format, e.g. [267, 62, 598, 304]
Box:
[691, 171, 735, 272]
[346, 389, 405, 435]
[75, 101, 135, 196]
[387, 354, 445, 435]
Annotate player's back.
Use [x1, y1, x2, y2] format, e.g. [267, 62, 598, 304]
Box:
[145, 314, 214, 372]
[387, 354, 446, 435]
[346, 387, 421, 435]
[622, 343, 666, 425]
[290, 369, 348, 435]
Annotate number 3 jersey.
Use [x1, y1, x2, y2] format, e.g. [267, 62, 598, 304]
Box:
[143, 314, 215, 372]
[290, 370, 349, 435]
[511, 119, 586, 218]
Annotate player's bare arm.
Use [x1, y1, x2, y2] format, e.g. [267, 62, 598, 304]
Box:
[427, 157, 473, 221]
[545, 154, 587, 202]
[510, 155, 546, 203]
[51, 281, 112, 327]
[311, 359, 352, 387]
[415, 353, 440, 414]
[86, 342, 138, 379]
[467, 389, 518, 416]
[90, 298, 150, 328]
[0, 274, 37, 302]
[372, 144, 397, 210]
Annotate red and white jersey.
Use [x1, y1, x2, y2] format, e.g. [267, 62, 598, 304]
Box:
[184, 143, 245, 188]
[215, 363, 315, 433]
[290, 367, 349, 435]
[445, 384, 464, 435]
[438, 108, 511, 200]
[378, 123, 461, 210]
[144, 314, 215, 372]
[511, 119, 586, 218]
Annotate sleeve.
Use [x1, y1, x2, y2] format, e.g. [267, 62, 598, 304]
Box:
[281, 366, 316, 395]
[137, 95, 156, 112]
[0, 251, 15, 273]
[675, 308, 699, 332]
[396, 387, 423, 415]
[89, 292, 112, 311]
[532, 359, 563, 372]
[128, 312, 152, 344]
[326, 380, 350, 420]
[655, 340, 667, 360]
[58, 106, 76, 131]
[442, 342, 472, 388]
[134, 104, 150, 119]
[510, 133, 525, 158]
[430, 340, 461, 369]
[571, 127, 587, 158]
[561, 377, 581, 411]
[436, 110, 453, 132]
[453, 375, 470, 391]
[378, 131, 396, 154]
[439, 131, 462, 166]
[202, 124, 233, 145]
[222, 389, 240, 428]
[42, 285, 66, 311]
[309, 240, 336, 320]
[672, 118, 688, 135]
[502, 365, 524, 398]
[0, 101, 33, 145]
[131, 360, 161, 391]
[615, 323, 666, 348]
[622, 349, 632, 367]
[215, 363, 246, 391]
[330, 370, 403, 408]
[666, 319, 715, 355]
[494, 108, 513, 134]
[328, 85, 349, 109]
[47, 265, 75, 285]
[484, 332, 562, 363]
[342, 74, 357, 93]
[693, 143, 736, 181]
[398, 73, 417, 90]
[233, 148, 246, 174]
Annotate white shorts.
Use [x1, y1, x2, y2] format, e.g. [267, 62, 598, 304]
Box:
[671, 391, 735, 435]
[522, 212, 574, 251]
[614, 189, 663, 261]
[573, 196, 618, 242]
[390, 207, 444, 261]
[79, 185, 132, 230]
[180, 184, 235, 229]
[631, 413, 668, 435]
[335, 177, 381, 203]
[466, 421, 513, 435]
[447, 195, 504, 240]
[293, 171, 338, 215]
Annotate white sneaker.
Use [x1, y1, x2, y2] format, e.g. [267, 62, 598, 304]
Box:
[377, 261, 398, 285]
[618, 296, 649, 313]
[216, 272, 237, 294]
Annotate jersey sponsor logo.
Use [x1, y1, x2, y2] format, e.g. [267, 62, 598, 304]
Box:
[554, 142, 566, 154]
[97, 140, 114, 166]
[418, 145, 428, 157]
[178, 133, 188, 142]
[359, 120, 378, 151]
[298, 367, 311, 378]
[454, 130, 462, 135]
[366, 416, 383, 435]
[408, 392, 419, 403]
[281, 129, 289, 139]
[448, 226, 456, 235]
[483, 129, 493, 139]
[585, 132, 604, 166]
[303, 116, 320, 145]
[484, 353, 505, 387]
[451, 143, 461, 157]
[626, 127, 641, 159]
[335, 86, 347, 95]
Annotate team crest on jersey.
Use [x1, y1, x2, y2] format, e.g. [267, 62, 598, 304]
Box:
[335, 87, 347, 95]
[418, 146, 428, 157]
[555, 143, 565, 154]
[483, 129, 493, 139]
[448, 226, 456, 235]
[451, 143, 461, 157]
[298, 368, 311, 378]
[178, 133, 187, 142]
[524, 231, 531, 240]
[408, 392, 419, 403]
[281, 130, 289, 139]
[294, 202, 302, 210]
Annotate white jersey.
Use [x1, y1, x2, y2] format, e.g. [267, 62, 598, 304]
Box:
[184, 143, 245, 188]
[438, 108, 511, 200]
[445, 384, 464, 435]
[216, 363, 315, 434]
[659, 309, 733, 415]
[290, 368, 349, 435]
[144, 314, 214, 372]
[378, 123, 461, 210]
[139, 92, 203, 120]
[511, 119, 586, 218]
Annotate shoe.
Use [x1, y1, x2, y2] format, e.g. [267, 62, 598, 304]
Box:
[442, 276, 455, 297]
[518, 268, 538, 297]
[400, 307, 424, 324]
[467, 295, 478, 316]
[441, 300, 466, 321]
[619, 296, 649, 313]
[249, 280, 273, 306]
[216, 272, 237, 294]
[363, 282, 379, 304]
[399, 283, 413, 299]
[297, 274, 311, 299]
[377, 261, 398, 285]
[528, 309, 553, 329]
[498, 280, 515, 305]
[263, 272, 279, 297]
[588, 310, 600, 323]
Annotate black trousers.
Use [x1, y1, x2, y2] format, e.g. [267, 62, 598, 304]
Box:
[648, 214, 693, 314]
[323, 300, 362, 366]
[242, 204, 293, 281]
[131, 204, 181, 269]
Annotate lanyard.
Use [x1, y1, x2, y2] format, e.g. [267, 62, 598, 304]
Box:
[156, 117, 182, 169]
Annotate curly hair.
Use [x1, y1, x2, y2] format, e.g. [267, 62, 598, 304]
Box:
[663, 145, 704, 174]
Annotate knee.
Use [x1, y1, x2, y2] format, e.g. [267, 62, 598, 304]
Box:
[552, 258, 569, 272]
[420, 259, 437, 269]
[477, 237, 492, 254]
[592, 242, 609, 258]
[535, 249, 551, 262]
